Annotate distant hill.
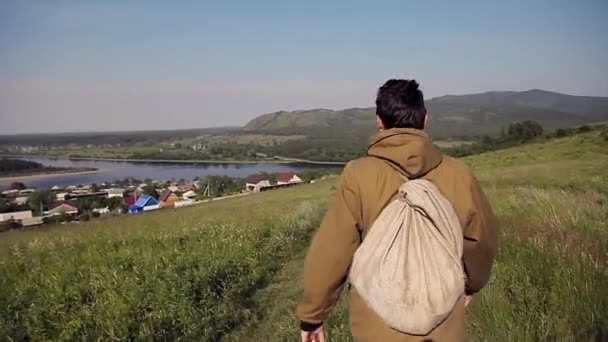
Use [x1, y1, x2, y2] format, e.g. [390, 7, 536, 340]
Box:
[244, 89, 608, 139]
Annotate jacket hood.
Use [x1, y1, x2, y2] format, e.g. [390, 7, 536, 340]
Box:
[367, 128, 443, 178]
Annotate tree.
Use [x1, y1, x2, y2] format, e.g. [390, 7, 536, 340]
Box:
[28, 190, 53, 215]
[577, 125, 592, 133]
[90, 183, 99, 192]
[198, 175, 245, 197]
[260, 172, 278, 184]
[43, 212, 69, 225]
[142, 184, 158, 198]
[507, 121, 543, 141]
[601, 126, 608, 141]
[0, 198, 9, 213]
[10, 182, 26, 190]
[107, 197, 123, 211]
[80, 212, 91, 222]
[480, 135, 494, 147]
[555, 128, 568, 137]
[499, 127, 507, 140]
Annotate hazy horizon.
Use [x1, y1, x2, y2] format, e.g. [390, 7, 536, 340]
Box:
[1, 1, 607, 134]
[0, 87, 604, 136]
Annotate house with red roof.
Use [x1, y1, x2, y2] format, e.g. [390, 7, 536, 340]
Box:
[245, 175, 271, 192]
[183, 182, 198, 191]
[124, 195, 137, 207]
[158, 190, 179, 208]
[44, 202, 79, 217]
[277, 172, 302, 185]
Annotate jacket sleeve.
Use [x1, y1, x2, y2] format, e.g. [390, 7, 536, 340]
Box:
[297, 162, 362, 324]
[463, 172, 497, 294]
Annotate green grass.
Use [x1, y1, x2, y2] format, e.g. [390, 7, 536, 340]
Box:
[0, 183, 333, 341]
[433, 140, 474, 148]
[206, 134, 305, 146]
[228, 130, 608, 341]
[1, 130, 607, 341]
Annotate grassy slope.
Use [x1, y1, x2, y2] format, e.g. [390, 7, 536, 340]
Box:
[0, 182, 334, 341]
[228, 130, 608, 341]
[1, 130, 607, 341]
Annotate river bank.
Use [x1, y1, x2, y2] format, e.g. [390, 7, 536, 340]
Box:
[0, 156, 342, 191]
[0, 168, 102, 184]
[1, 154, 347, 166]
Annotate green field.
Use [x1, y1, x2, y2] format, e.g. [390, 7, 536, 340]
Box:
[22, 134, 307, 161]
[433, 140, 474, 148]
[1, 130, 607, 341]
[205, 134, 306, 146]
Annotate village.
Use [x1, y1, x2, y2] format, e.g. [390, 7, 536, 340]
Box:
[0, 171, 315, 231]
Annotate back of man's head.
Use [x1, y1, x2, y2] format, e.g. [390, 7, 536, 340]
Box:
[376, 79, 426, 129]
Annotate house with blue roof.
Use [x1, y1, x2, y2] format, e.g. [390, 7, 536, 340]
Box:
[127, 194, 160, 214]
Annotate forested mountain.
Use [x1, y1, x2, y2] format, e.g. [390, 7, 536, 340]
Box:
[244, 89, 608, 139]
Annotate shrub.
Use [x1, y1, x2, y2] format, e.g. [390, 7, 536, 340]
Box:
[555, 128, 568, 137]
[577, 125, 592, 133]
[600, 126, 608, 141]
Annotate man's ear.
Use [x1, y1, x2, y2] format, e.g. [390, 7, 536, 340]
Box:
[423, 114, 429, 129]
[376, 114, 385, 131]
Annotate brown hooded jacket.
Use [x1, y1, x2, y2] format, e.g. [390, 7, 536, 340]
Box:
[297, 128, 497, 341]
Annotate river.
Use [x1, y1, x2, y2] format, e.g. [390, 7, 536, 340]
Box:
[0, 156, 343, 190]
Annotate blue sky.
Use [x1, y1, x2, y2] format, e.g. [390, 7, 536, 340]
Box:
[1, 0, 607, 133]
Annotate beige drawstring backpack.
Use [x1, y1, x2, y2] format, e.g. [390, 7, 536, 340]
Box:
[349, 166, 465, 335]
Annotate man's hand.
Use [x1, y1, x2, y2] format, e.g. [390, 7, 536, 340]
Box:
[464, 294, 473, 307]
[300, 325, 325, 342]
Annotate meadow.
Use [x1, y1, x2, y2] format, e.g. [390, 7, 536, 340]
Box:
[1, 129, 607, 341]
[0, 183, 332, 340]
[228, 129, 608, 341]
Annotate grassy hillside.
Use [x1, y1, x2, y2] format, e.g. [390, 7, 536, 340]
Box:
[1, 130, 607, 341]
[432, 89, 608, 120]
[229, 129, 608, 341]
[0, 183, 335, 341]
[243, 89, 608, 139]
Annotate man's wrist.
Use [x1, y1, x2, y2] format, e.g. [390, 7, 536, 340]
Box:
[300, 321, 323, 332]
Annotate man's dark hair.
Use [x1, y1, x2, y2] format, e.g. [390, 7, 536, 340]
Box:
[375, 79, 426, 129]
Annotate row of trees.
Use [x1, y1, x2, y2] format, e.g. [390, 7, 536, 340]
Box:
[196, 175, 245, 198]
[444, 120, 544, 157]
[0, 159, 44, 174]
[2, 189, 124, 216]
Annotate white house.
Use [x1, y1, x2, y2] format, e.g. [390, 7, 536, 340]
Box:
[21, 217, 43, 227]
[182, 190, 197, 200]
[245, 175, 271, 192]
[93, 207, 111, 215]
[142, 204, 160, 212]
[13, 196, 29, 205]
[276, 172, 303, 185]
[0, 210, 33, 222]
[55, 192, 69, 201]
[106, 188, 124, 198]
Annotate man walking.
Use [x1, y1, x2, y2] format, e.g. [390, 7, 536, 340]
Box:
[297, 79, 497, 341]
